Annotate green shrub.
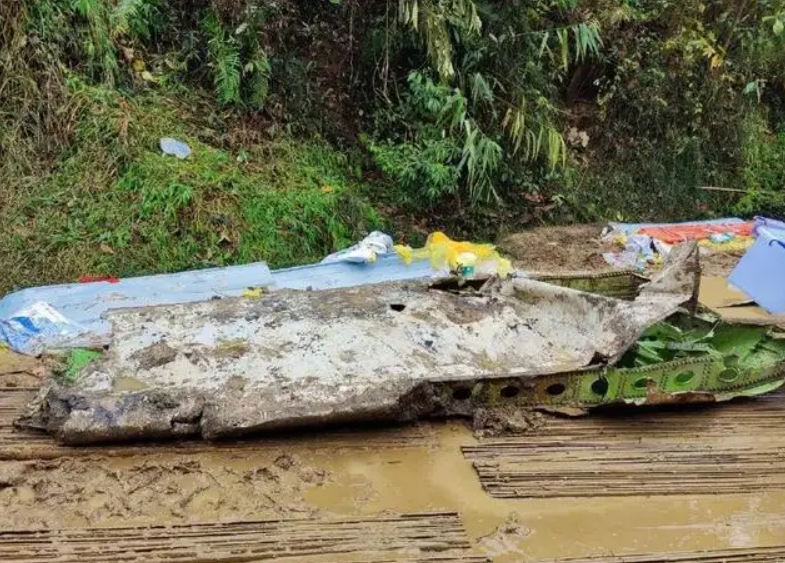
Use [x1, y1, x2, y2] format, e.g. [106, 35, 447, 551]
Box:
[735, 113, 785, 218]
[367, 137, 462, 203]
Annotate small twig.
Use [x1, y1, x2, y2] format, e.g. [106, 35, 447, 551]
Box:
[698, 186, 748, 193]
[382, 0, 391, 102]
[349, 0, 355, 81]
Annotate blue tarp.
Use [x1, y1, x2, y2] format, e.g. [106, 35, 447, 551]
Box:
[0, 262, 273, 349]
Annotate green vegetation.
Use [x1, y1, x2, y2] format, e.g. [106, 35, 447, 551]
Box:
[0, 81, 379, 290]
[620, 314, 785, 370]
[1, 0, 785, 293]
[554, 0, 785, 222]
[59, 348, 103, 385]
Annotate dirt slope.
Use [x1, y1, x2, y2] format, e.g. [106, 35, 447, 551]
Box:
[500, 224, 744, 276]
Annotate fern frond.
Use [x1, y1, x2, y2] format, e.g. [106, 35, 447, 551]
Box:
[204, 10, 242, 105]
[215, 46, 241, 104]
[422, 3, 455, 80]
[572, 20, 602, 61]
[71, 0, 99, 18]
[460, 119, 501, 202]
[112, 0, 146, 37]
[556, 27, 569, 70]
[399, 0, 481, 81]
[469, 72, 492, 105]
[70, 0, 118, 84]
[245, 48, 271, 109]
[545, 125, 567, 170]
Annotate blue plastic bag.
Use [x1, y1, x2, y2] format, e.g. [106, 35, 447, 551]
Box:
[0, 302, 84, 356]
[159, 137, 192, 159]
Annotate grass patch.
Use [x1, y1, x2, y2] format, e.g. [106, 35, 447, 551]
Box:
[0, 82, 381, 293]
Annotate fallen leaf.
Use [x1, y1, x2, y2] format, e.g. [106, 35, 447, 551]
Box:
[99, 243, 115, 255]
[133, 59, 146, 72]
[140, 71, 157, 83]
[321, 185, 335, 193]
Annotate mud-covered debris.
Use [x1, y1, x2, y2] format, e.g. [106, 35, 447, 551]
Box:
[472, 407, 545, 437]
[17, 243, 717, 445]
[274, 454, 296, 471]
[0, 461, 26, 488]
[130, 342, 177, 370]
[477, 512, 532, 558]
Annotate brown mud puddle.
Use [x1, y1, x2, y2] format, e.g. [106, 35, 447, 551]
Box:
[3, 420, 785, 562]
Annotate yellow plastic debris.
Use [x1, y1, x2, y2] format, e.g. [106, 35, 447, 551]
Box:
[242, 287, 266, 298]
[698, 235, 754, 254]
[394, 232, 512, 276]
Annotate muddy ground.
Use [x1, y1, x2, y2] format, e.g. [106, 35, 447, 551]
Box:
[499, 224, 744, 276]
[2, 225, 780, 563]
[3, 416, 785, 562]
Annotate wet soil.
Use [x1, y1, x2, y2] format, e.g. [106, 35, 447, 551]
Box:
[499, 225, 611, 272]
[500, 224, 743, 277]
[3, 421, 785, 562]
[472, 407, 546, 437]
[0, 372, 42, 388]
[699, 249, 746, 277]
[477, 513, 532, 559]
[0, 450, 322, 529]
[0, 349, 45, 389]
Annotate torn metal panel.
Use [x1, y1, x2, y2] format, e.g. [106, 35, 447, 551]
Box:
[0, 262, 274, 350]
[23, 244, 706, 444]
[528, 270, 649, 301]
[270, 252, 438, 290]
[0, 254, 436, 353]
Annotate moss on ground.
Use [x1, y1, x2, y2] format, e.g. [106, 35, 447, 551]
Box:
[0, 82, 381, 293]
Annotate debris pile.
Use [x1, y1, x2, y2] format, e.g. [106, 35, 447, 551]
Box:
[2, 228, 785, 445]
[602, 218, 755, 271]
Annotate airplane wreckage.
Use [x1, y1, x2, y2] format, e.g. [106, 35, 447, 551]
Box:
[16, 242, 785, 444]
